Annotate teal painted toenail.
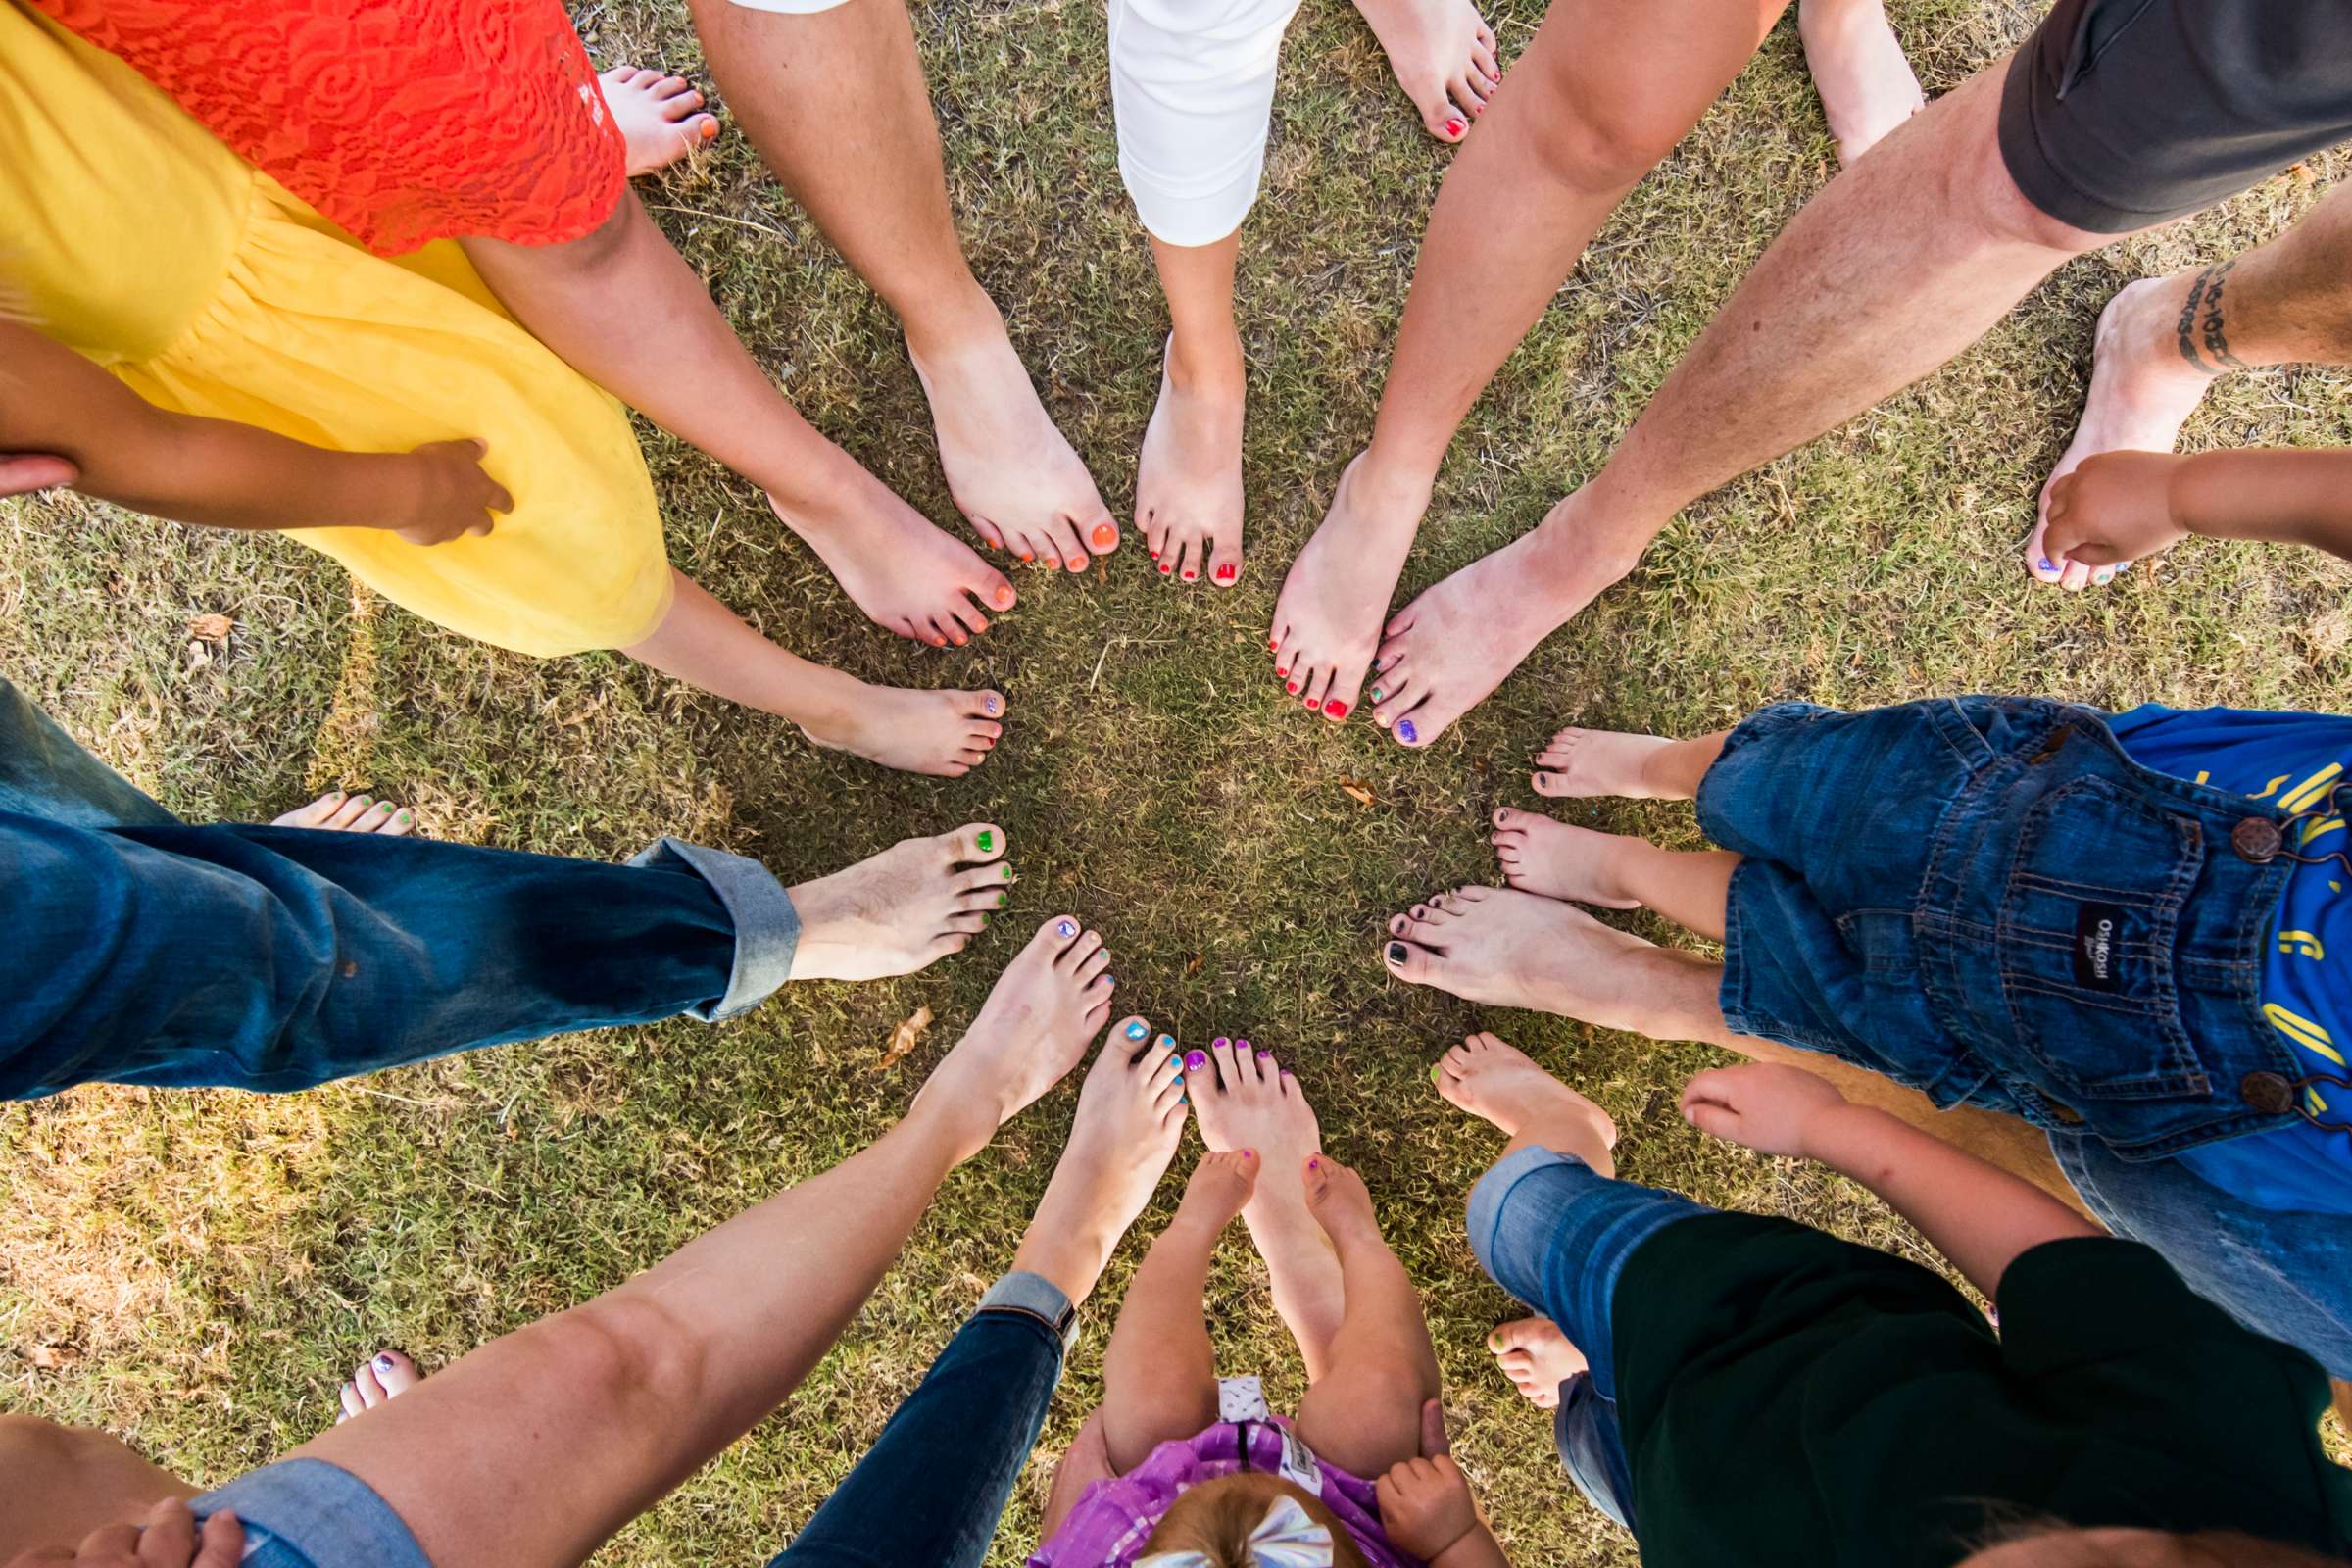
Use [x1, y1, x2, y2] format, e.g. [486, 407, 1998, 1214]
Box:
[1158, 1035, 1174, 1050]
[1126, 1021, 1147, 1040]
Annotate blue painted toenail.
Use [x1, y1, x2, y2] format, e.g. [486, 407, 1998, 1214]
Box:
[1396, 719, 1418, 744]
[1126, 1021, 1147, 1039]
[1057, 920, 1076, 938]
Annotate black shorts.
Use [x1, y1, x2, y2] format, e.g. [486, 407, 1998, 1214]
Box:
[1999, 0, 2352, 234]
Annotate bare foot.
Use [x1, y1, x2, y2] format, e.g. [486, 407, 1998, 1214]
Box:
[909, 301, 1118, 571]
[1190, 1039, 1348, 1370]
[799, 683, 1004, 778]
[1382, 886, 1676, 1023]
[335, 1350, 420, 1426]
[271, 790, 415, 836]
[1490, 808, 1640, 907]
[1430, 1031, 1618, 1156]
[1012, 1015, 1192, 1303]
[1530, 726, 1683, 800]
[1796, 0, 1923, 166]
[599, 66, 720, 176]
[765, 484, 1017, 649]
[1270, 454, 1433, 725]
[1174, 1149, 1262, 1232]
[1137, 338, 1246, 588]
[2033, 275, 2217, 589]
[1348, 0, 1501, 143]
[1299, 1152, 1382, 1254]
[913, 915, 1117, 1160]
[1488, 1318, 1587, 1409]
[785, 822, 1012, 982]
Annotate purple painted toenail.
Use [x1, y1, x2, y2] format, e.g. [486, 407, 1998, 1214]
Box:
[1214, 1036, 1229, 1049]
[986, 696, 999, 714]
[2037, 558, 2054, 571]
[1057, 920, 1076, 938]
[1397, 719, 1418, 744]
[1186, 1051, 1208, 1071]
[374, 1354, 396, 1374]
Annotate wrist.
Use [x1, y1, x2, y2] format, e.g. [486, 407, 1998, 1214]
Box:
[1427, 1523, 1497, 1567]
[2165, 451, 2225, 540]
[1797, 1100, 1894, 1170]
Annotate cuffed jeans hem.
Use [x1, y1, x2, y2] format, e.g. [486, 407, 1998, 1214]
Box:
[978, 1269, 1077, 1348]
[632, 837, 799, 1020]
[1555, 1371, 1637, 1534]
[193, 1458, 429, 1568]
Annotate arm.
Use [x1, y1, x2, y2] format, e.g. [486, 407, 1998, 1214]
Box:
[1680, 1063, 2101, 1300]
[2044, 447, 2352, 571]
[0, 321, 510, 543]
[1377, 1455, 1512, 1568]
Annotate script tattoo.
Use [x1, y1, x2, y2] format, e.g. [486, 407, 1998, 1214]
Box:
[2176, 260, 2249, 374]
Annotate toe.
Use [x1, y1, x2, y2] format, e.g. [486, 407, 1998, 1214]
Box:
[1038, 914, 1084, 957]
[1207, 536, 1243, 587]
[1086, 515, 1120, 558]
[273, 790, 344, 828]
[370, 1350, 418, 1396]
[359, 799, 402, 833]
[1383, 936, 1436, 984]
[325, 793, 375, 829]
[352, 1364, 386, 1408]
[1209, 1034, 1244, 1091]
[961, 690, 1006, 721]
[956, 822, 1007, 864]
[378, 805, 416, 837]
[337, 1382, 364, 1421]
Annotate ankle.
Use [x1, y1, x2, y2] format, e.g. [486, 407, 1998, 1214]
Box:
[1165, 327, 1246, 399]
[903, 279, 1008, 366]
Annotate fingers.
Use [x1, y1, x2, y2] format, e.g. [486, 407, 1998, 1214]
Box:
[132, 1499, 195, 1566]
[1419, 1395, 1451, 1458]
[191, 1512, 245, 1568]
[0, 452, 75, 495]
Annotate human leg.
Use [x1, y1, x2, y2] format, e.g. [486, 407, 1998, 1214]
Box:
[1291, 1157, 1444, 1480]
[0, 675, 179, 830]
[1347, 0, 1501, 143]
[0, 1416, 197, 1561]
[1796, 0, 1923, 166]
[1136, 234, 1248, 591]
[1489, 808, 1737, 941]
[1529, 726, 1731, 802]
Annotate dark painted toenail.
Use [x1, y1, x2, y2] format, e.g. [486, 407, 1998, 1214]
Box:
[1397, 719, 1419, 744]
[374, 1353, 396, 1373]
[1388, 943, 1408, 964]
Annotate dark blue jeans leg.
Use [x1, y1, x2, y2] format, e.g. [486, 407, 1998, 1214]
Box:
[768, 1302, 1065, 1568]
[1553, 1372, 1638, 1532]
[0, 673, 179, 827]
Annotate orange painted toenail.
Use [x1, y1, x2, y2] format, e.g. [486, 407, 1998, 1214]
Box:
[993, 585, 1015, 608]
[1019, 551, 1033, 562]
[1091, 523, 1116, 549]
[1065, 557, 1086, 570]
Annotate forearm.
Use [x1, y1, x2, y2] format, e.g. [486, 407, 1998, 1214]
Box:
[1430, 1524, 1511, 1568]
[1802, 1102, 2100, 1298]
[2171, 448, 2352, 561]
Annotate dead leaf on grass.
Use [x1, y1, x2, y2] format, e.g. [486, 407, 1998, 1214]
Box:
[1339, 779, 1375, 807]
[24, 1344, 81, 1370]
[876, 1006, 933, 1073]
[186, 612, 234, 643]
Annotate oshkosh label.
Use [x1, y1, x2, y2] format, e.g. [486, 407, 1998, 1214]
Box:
[2073, 903, 2126, 991]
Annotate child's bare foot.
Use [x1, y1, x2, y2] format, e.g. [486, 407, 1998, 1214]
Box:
[1299, 1153, 1382, 1254]
[1270, 454, 1432, 724]
[599, 66, 720, 176]
[1174, 1149, 1261, 1232]
[912, 915, 1116, 1161]
[1385, 886, 1679, 1022]
[799, 683, 1005, 778]
[1490, 808, 1642, 907]
[334, 1350, 420, 1426]
[1431, 1032, 1617, 1163]
[1137, 338, 1245, 589]
[784, 823, 1012, 982]
[2033, 275, 2219, 589]
[1013, 1016, 1191, 1303]
[1348, 0, 1501, 143]
[1795, 0, 1923, 166]
[1488, 1318, 1586, 1409]
[271, 790, 415, 836]
[908, 298, 1119, 571]
[1531, 727, 1683, 800]
[766, 483, 1017, 649]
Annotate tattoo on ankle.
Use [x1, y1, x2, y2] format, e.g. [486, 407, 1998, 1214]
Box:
[2176, 261, 2249, 374]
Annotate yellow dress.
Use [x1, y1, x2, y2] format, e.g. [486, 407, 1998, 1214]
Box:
[0, 1, 674, 658]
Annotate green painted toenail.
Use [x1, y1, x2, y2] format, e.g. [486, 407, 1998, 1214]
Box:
[1003, 865, 1015, 880]
[397, 810, 411, 823]
[377, 801, 394, 812]
[977, 829, 994, 851]
[1431, 1063, 1442, 1083]
[997, 892, 1007, 906]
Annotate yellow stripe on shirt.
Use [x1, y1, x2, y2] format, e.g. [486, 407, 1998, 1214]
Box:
[2266, 1002, 2347, 1067]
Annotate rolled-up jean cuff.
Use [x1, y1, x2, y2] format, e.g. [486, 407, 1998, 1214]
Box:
[192, 1457, 429, 1568]
[1466, 1144, 1583, 1276]
[979, 1269, 1077, 1348]
[631, 837, 799, 1020]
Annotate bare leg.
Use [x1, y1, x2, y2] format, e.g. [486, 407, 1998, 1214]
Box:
[279, 915, 1117, 1568]
[1796, 0, 1923, 167]
[1271, 0, 1786, 725]
[460, 202, 1016, 647]
[621, 570, 1004, 778]
[0, 1417, 195, 1560]
[1136, 233, 1248, 591]
[1098, 1152, 1260, 1471]
[2035, 183, 2352, 585]
[1291, 1157, 1444, 1479]
[1531, 726, 1730, 801]
[1189, 1040, 1347, 1378]
[1489, 808, 1736, 942]
[686, 0, 1116, 570]
[1368, 63, 2116, 748]
[1347, 0, 1502, 143]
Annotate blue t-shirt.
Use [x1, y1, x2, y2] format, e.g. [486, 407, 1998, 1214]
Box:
[2105, 704, 2352, 1214]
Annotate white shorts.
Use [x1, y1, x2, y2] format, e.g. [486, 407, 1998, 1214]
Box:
[1109, 0, 1303, 246]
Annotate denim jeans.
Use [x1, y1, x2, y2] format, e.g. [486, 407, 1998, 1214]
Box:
[0, 674, 799, 1096]
[1465, 1146, 1715, 1537]
[770, 1272, 1070, 1568]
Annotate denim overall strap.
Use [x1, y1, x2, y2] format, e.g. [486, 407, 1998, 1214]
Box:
[1912, 698, 2301, 1158]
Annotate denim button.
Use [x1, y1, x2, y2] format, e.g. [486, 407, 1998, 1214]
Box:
[2230, 817, 2282, 862]
[2241, 1071, 2295, 1115]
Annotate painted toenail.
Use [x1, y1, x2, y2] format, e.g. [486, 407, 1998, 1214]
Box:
[1159, 563, 1173, 573]
[1169, 1054, 1183, 1068]
[1308, 1156, 1321, 1170]
[1445, 119, 1465, 136]
[993, 586, 1015, 609]
[374, 1353, 396, 1374]
[397, 810, 411, 823]
[1397, 719, 1419, 744]
[1305, 698, 1321, 711]
[1186, 1051, 1208, 1071]
[1019, 552, 1033, 562]
[1257, 1050, 1273, 1060]
[1276, 666, 1290, 678]
[1371, 687, 1383, 702]
[1004, 865, 1016, 879]
[1325, 701, 1348, 719]
[1267, 639, 1279, 651]
[1388, 942, 1408, 964]
[1242, 1149, 1255, 1159]
[1091, 524, 1116, 549]
[1151, 547, 1160, 559]
[1239, 1039, 1250, 1051]
[1127, 1020, 1148, 1040]
[1058, 920, 1077, 938]
[1182, 569, 1197, 580]
[977, 829, 995, 851]
[1066, 556, 1087, 570]
[1214, 1037, 1229, 1049]
[1158, 1035, 1175, 1049]
[1431, 1063, 1443, 1083]
[1215, 564, 1237, 581]
[1285, 682, 1298, 694]
[985, 696, 1000, 714]
[997, 892, 1008, 906]
[2037, 558, 2054, 571]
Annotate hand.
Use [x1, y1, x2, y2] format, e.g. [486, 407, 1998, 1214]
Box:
[7, 1500, 243, 1568]
[391, 438, 512, 546]
[2043, 450, 2191, 576]
[1679, 1062, 1848, 1159]
[0, 453, 75, 497]
[1375, 1454, 1482, 1562]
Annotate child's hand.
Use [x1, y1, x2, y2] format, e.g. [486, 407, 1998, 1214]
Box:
[1376, 1454, 1481, 1561]
[2043, 450, 2190, 578]
[1679, 1063, 1847, 1159]
[392, 438, 513, 545]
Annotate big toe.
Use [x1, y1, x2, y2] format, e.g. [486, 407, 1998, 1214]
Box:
[954, 821, 1008, 865]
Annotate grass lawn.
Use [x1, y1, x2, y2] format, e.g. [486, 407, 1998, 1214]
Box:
[6, 0, 2351, 1562]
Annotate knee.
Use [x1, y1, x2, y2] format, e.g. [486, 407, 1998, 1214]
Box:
[519, 1296, 709, 1427]
[1522, 89, 1690, 193]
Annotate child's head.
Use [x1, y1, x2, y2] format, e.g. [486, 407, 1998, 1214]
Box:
[1137, 1473, 1370, 1568]
[1958, 1526, 2347, 1568]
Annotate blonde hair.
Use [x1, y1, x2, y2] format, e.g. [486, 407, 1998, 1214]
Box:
[1142, 1473, 1371, 1568]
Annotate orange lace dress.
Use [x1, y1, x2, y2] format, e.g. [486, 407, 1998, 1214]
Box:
[27, 0, 625, 256]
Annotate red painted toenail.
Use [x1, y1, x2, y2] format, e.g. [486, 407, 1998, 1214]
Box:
[1182, 569, 1197, 580]
[1150, 547, 1160, 559]
[1305, 698, 1321, 710]
[1446, 119, 1465, 136]
[1215, 564, 1237, 581]
[1159, 563, 1172, 573]
[1325, 701, 1348, 719]
[1286, 681, 1298, 694]
[1267, 639, 1280, 651]
[1019, 551, 1033, 562]
[1275, 666, 1289, 677]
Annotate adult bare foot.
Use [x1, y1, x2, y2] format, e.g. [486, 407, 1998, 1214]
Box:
[1348, 0, 1501, 143]
[599, 66, 720, 176]
[785, 822, 1013, 981]
[1431, 1031, 1618, 1155]
[913, 914, 1117, 1159]
[908, 297, 1118, 572]
[1382, 886, 1685, 1026]
[271, 790, 416, 836]
[1270, 453, 1433, 725]
[798, 683, 1005, 778]
[1137, 337, 1246, 588]
[1530, 726, 1684, 800]
[1012, 1016, 1192, 1301]
[334, 1350, 421, 1426]
[1487, 1318, 1587, 1409]
[2033, 275, 2218, 588]
[765, 478, 1017, 649]
[1490, 808, 1640, 907]
[1190, 1038, 1347, 1368]
[1796, 0, 1924, 166]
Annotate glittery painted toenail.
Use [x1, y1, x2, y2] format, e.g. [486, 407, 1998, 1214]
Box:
[1057, 920, 1077, 938]
[1186, 1051, 1209, 1071]
[1397, 719, 1419, 744]
[1127, 1020, 1148, 1040]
